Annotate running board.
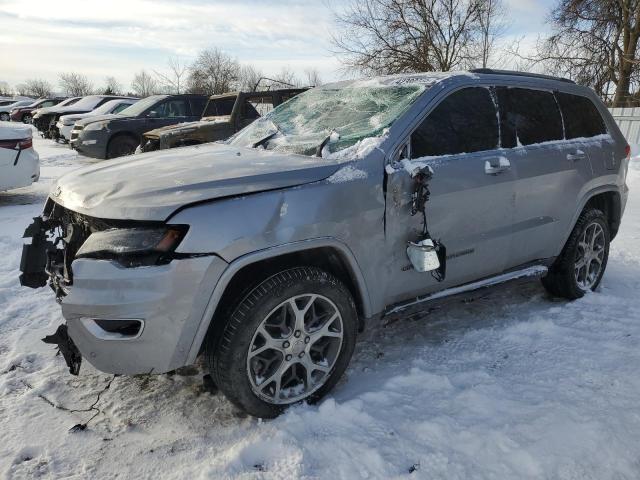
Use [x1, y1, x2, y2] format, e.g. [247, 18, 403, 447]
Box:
[386, 265, 548, 316]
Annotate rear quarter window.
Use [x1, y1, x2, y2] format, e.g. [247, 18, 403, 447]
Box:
[556, 92, 607, 139]
[500, 88, 564, 147]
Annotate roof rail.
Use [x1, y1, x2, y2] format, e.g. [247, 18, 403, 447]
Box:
[469, 68, 575, 84]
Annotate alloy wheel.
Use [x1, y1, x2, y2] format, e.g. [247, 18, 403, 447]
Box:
[574, 221, 606, 290]
[247, 293, 344, 404]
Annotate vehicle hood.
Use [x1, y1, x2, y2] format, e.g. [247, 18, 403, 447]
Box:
[33, 106, 58, 116]
[51, 142, 342, 221]
[144, 117, 230, 138]
[75, 113, 124, 126]
[42, 105, 94, 117]
[60, 112, 92, 124]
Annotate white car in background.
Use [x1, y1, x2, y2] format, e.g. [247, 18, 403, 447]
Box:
[56, 98, 139, 142]
[0, 122, 39, 191]
[0, 99, 35, 122]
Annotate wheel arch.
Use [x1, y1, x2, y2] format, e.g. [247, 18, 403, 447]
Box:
[186, 238, 373, 363]
[560, 186, 622, 254]
[106, 130, 140, 156]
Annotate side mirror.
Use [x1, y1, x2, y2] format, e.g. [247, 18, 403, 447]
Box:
[407, 239, 441, 272]
[147, 110, 158, 118]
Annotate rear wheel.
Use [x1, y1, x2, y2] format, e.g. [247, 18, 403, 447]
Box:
[542, 208, 610, 299]
[107, 135, 138, 159]
[22, 114, 32, 124]
[0, 113, 9, 121]
[206, 267, 358, 418]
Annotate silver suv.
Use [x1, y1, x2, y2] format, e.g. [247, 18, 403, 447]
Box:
[20, 70, 630, 418]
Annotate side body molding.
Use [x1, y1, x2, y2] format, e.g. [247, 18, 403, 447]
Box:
[184, 237, 373, 364]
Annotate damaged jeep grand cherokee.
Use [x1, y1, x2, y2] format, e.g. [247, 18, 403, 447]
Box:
[20, 70, 630, 418]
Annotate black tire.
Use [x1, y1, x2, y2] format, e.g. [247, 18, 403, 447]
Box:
[0, 113, 9, 122]
[542, 208, 610, 299]
[107, 135, 138, 159]
[205, 267, 358, 418]
[22, 114, 32, 124]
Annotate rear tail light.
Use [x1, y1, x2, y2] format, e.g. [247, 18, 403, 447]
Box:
[0, 138, 32, 150]
[625, 144, 631, 160]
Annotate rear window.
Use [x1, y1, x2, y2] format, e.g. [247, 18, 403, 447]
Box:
[556, 92, 606, 139]
[411, 87, 499, 157]
[203, 97, 236, 116]
[500, 88, 564, 147]
[190, 97, 207, 117]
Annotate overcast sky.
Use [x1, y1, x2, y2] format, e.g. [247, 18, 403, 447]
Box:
[0, 0, 555, 91]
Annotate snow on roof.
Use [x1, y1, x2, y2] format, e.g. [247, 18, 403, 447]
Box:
[329, 71, 478, 90]
[0, 121, 32, 140]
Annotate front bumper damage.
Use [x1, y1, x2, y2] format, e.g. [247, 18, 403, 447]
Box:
[19, 200, 228, 375]
[42, 324, 82, 375]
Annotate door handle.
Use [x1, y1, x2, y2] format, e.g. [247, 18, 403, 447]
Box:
[567, 150, 586, 161]
[484, 156, 511, 175]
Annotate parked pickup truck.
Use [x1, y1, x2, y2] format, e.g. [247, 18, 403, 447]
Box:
[139, 89, 307, 152]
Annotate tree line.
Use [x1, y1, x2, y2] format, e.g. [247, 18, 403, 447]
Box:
[3, 0, 638, 107]
[3, 48, 322, 99]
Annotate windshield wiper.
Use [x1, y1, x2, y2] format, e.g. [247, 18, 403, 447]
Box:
[252, 119, 281, 149]
[314, 130, 339, 157]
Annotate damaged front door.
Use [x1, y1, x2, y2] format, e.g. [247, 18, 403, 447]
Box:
[383, 86, 517, 305]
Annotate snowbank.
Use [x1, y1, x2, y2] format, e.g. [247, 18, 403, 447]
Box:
[2, 134, 640, 478]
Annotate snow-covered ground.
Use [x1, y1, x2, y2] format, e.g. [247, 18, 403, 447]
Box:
[1, 136, 640, 479]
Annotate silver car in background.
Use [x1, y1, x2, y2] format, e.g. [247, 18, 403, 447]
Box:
[20, 70, 630, 418]
[56, 98, 139, 142]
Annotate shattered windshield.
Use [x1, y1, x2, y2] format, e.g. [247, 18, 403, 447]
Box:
[228, 83, 425, 157]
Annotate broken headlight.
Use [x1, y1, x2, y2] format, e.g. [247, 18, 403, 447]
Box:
[75, 226, 188, 267]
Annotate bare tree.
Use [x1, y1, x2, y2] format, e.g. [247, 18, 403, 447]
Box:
[304, 68, 323, 86]
[523, 0, 640, 106]
[102, 76, 122, 95]
[331, 0, 502, 74]
[131, 70, 160, 97]
[59, 72, 94, 96]
[272, 67, 300, 87]
[476, 0, 508, 68]
[187, 47, 240, 95]
[15, 79, 53, 98]
[0, 81, 12, 96]
[155, 56, 189, 94]
[237, 64, 264, 91]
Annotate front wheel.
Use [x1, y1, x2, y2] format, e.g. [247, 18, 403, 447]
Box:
[206, 267, 358, 418]
[542, 208, 610, 299]
[107, 135, 138, 159]
[22, 114, 32, 124]
[0, 113, 9, 122]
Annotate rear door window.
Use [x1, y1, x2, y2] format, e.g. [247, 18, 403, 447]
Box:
[154, 99, 188, 117]
[500, 88, 563, 147]
[556, 92, 607, 139]
[411, 87, 499, 158]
